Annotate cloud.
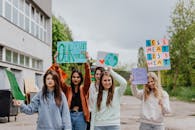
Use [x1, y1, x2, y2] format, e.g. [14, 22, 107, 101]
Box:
[52, 0, 177, 67]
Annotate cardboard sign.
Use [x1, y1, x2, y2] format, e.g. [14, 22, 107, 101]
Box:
[146, 39, 171, 71]
[96, 51, 119, 67]
[57, 41, 87, 63]
[131, 68, 148, 85]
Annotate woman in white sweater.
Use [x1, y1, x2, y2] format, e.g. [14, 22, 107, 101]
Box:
[130, 72, 171, 130]
[90, 67, 127, 130]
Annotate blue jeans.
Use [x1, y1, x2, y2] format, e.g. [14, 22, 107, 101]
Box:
[70, 112, 87, 130]
[139, 122, 164, 130]
[94, 125, 120, 130]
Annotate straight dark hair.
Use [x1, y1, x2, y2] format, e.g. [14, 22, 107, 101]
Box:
[42, 70, 62, 107]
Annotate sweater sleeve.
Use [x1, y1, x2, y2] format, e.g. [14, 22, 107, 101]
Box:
[83, 63, 91, 94]
[61, 93, 72, 130]
[110, 69, 127, 96]
[161, 91, 171, 115]
[130, 84, 143, 100]
[20, 92, 41, 114]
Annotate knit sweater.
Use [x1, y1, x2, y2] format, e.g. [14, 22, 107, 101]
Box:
[131, 85, 171, 125]
[90, 70, 127, 130]
[20, 91, 71, 130]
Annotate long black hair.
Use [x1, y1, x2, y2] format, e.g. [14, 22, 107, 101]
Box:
[42, 70, 62, 107]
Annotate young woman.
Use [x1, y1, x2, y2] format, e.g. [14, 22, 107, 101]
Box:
[87, 67, 105, 130]
[90, 67, 127, 130]
[88, 66, 105, 112]
[130, 72, 171, 130]
[13, 70, 71, 130]
[50, 52, 91, 130]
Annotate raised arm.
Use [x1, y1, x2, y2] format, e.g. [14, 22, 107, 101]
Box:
[83, 62, 91, 94]
[49, 52, 68, 93]
[109, 68, 127, 96]
[83, 52, 91, 94]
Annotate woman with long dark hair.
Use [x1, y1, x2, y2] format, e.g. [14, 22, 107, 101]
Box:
[50, 52, 91, 130]
[13, 70, 71, 130]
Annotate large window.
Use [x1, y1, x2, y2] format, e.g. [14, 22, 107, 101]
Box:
[13, 52, 18, 64]
[6, 49, 12, 62]
[20, 54, 24, 65]
[5, 2, 12, 21]
[19, 12, 24, 29]
[25, 16, 30, 32]
[13, 7, 18, 25]
[25, 56, 29, 67]
[13, 0, 19, 8]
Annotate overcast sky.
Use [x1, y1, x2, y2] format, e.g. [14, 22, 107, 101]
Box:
[52, 0, 178, 68]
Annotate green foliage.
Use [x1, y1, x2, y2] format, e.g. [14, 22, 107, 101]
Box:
[164, 0, 195, 89]
[165, 86, 195, 102]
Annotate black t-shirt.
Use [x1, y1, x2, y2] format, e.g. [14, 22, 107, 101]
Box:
[70, 92, 83, 112]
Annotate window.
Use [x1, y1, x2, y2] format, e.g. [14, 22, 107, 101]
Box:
[37, 60, 43, 70]
[20, 54, 24, 65]
[32, 58, 36, 68]
[13, 0, 19, 8]
[13, 8, 18, 25]
[25, 56, 29, 67]
[5, 2, 12, 21]
[36, 24, 39, 38]
[31, 21, 35, 35]
[19, 0, 24, 11]
[31, 6, 35, 20]
[25, 17, 29, 32]
[0, 46, 3, 61]
[35, 11, 39, 24]
[0, 0, 2, 16]
[25, 1, 29, 16]
[13, 52, 18, 64]
[19, 12, 24, 29]
[6, 49, 12, 62]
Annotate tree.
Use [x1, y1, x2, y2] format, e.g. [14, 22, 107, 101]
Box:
[168, 0, 195, 89]
[137, 47, 147, 69]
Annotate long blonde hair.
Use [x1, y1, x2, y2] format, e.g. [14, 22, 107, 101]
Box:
[144, 72, 162, 101]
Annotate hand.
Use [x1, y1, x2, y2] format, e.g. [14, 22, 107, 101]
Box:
[13, 99, 22, 107]
[53, 51, 58, 63]
[107, 66, 112, 71]
[159, 99, 163, 108]
[129, 75, 134, 83]
[86, 51, 90, 60]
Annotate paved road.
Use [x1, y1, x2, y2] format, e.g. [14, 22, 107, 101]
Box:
[0, 96, 195, 130]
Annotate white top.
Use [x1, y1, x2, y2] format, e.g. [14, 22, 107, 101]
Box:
[90, 70, 127, 130]
[131, 85, 171, 125]
[89, 82, 98, 112]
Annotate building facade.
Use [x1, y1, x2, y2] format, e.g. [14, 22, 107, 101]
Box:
[0, 0, 52, 91]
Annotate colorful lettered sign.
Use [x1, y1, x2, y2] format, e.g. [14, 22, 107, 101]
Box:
[145, 39, 171, 71]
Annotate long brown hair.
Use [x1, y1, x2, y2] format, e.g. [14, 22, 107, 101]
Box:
[97, 71, 114, 111]
[42, 70, 62, 107]
[144, 72, 162, 101]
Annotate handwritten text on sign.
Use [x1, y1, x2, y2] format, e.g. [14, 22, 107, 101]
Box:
[57, 41, 87, 63]
[146, 39, 171, 71]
